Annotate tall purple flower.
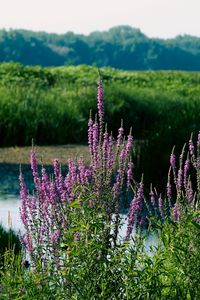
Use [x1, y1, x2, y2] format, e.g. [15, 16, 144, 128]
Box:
[50, 229, 60, 245]
[197, 131, 200, 147]
[97, 80, 104, 123]
[177, 168, 183, 191]
[125, 131, 133, 156]
[170, 153, 176, 169]
[186, 181, 194, 204]
[158, 194, 164, 218]
[88, 116, 93, 157]
[78, 157, 86, 184]
[127, 161, 133, 190]
[189, 139, 194, 156]
[166, 182, 172, 202]
[30, 149, 40, 188]
[92, 121, 99, 169]
[149, 190, 155, 207]
[107, 133, 114, 170]
[117, 124, 124, 148]
[183, 159, 190, 190]
[53, 159, 60, 179]
[25, 232, 33, 253]
[102, 130, 109, 169]
[19, 173, 28, 228]
[126, 181, 144, 239]
[173, 203, 180, 221]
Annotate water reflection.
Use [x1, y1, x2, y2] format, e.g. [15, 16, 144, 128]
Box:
[0, 195, 22, 232]
[0, 196, 156, 254]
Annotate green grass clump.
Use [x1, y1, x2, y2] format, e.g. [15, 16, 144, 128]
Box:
[0, 63, 200, 148]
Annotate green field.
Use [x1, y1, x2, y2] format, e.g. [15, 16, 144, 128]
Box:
[0, 62, 200, 188]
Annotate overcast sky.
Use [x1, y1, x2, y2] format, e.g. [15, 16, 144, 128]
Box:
[0, 0, 200, 38]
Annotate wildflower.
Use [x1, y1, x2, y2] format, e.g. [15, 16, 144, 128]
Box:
[183, 159, 190, 190]
[189, 139, 194, 156]
[25, 232, 33, 253]
[170, 153, 176, 169]
[158, 194, 164, 218]
[127, 161, 133, 190]
[50, 229, 60, 244]
[88, 116, 93, 156]
[92, 121, 99, 169]
[126, 181, 143, 239]
[97, 79, 104, 123]
[149, 190, 155, 207]
[173, 203, 180, 221]
[177, 168, 183, 191]
[117, 124, 124, 148]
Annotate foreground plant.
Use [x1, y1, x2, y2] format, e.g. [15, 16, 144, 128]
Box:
[0, 78, 200, 299]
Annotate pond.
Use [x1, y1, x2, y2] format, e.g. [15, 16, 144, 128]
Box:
[0, 194, 22, 232]
[0, 194, 156, 254]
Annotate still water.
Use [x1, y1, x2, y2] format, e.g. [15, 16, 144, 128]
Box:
[0, 194, 22, 232]
[0, 195, 156, 252]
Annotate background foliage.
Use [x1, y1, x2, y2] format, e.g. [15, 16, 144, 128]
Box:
[1, 26, 200, 70]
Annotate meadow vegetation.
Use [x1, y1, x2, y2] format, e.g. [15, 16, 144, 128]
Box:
[0, 79, 199, 299]
[1, 62, 200, 188]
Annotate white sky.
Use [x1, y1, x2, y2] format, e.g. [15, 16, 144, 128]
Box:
[0, 0, 200, 38]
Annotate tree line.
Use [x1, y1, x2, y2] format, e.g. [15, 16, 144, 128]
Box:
[1, 25, 200, 70]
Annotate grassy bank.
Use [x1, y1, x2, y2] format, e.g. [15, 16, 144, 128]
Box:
[1, 62, 200, 188]
[0, 63, 200, 147]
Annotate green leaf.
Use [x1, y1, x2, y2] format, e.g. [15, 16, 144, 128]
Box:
[191, 220, 200, 230]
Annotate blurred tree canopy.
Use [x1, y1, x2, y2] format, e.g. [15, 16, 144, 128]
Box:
[1, 26, 200, 70]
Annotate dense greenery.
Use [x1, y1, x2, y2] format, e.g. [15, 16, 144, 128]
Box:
[1, 26, 200, 70]
[1, 62, 200, 188]
[1, 62, 200, 147]
[1, 213, 200, 299]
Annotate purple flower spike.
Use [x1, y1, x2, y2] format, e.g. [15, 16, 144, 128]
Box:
[177, 168, 183, 191]
[183, 159, 190, 190]
[107, 133, 114, 170]
[170, 153, 176, 169]
[103, 130, 108, 167]
[19, 173, 28, 200]
[173, 203, 180, 221]
[126, 181, 144, 239]
[186, 181, 194, 204]
[166, 182, 172, 201]
[125, 132, 133, 156]
[50, 229, 60, 244]
[149, 190, 155, 207]
[197, 131, 200, 147]
[88, 117, 93, 156]
[97, 80, 104, 122]
[53, 159, 60, 179]
[127, 161, 133, 190]
[189, 139, 194, 156]
[25, 232, 33, 253]
[92, 121, 99, 169]
[117, 126, 124, 148]
[158, 195, 164, 217]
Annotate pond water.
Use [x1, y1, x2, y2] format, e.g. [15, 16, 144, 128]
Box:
[0, 194, 22, 232]
[0, 194, 156, 253]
